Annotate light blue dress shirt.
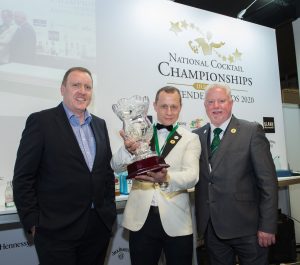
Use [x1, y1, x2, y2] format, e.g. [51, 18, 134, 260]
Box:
[63, 103, 96, 171]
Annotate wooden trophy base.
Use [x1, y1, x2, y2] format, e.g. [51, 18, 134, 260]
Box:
[127, 156, 170, 179]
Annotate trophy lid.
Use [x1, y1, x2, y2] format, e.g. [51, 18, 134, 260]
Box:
[112, 95, 150, 120]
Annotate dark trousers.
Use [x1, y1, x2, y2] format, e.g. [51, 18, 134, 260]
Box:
[34, 209, 111, 265]
[129, 206, 193, 265]
[204, 221, 269, 265]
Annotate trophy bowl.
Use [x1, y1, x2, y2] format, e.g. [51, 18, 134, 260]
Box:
[112, 95, 169, 179]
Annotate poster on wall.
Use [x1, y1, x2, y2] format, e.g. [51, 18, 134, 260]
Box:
[0, 0, 288, 193]
[95, 0, 287, 170]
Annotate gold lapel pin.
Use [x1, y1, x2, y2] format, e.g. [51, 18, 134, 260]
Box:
[170, 140, 176, 144]
[231, 128, 237, 133]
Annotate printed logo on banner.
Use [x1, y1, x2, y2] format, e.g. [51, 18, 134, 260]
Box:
[178, 121, 187, 127]
[189, 118, 204, 129]
[170, 20, 242, 63]
[111, 246, 130, 260]
[0, 241, 30, 251]
[263, 117, 275, 133]
[177, 119, 205, 130]
[157, 19, 256, 105]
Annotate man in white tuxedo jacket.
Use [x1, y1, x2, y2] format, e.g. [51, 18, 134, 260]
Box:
[111, 86, 201, 265]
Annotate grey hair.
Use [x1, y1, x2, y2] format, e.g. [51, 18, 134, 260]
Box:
[204, 83, 232, 100]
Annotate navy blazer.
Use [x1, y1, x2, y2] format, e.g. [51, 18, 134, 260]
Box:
[13, 103, 116, 239]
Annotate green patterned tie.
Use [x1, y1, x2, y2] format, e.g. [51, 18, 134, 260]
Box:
[210, 128, 222, 154]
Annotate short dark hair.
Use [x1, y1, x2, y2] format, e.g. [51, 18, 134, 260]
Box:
[61, 67, 93, 86]
[155, 86, 182, 106]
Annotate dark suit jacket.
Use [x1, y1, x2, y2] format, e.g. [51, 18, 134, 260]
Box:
[13, 103, 116, 239]
[193, 115, 278, 239]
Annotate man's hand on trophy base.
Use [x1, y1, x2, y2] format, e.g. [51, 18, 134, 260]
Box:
[135, 168, 168, 183]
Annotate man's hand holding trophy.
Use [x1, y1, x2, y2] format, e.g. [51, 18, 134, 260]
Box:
[112, 95, 169, 181]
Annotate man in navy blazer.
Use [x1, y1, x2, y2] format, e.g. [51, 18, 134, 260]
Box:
[13, 67, 116, 265]
[193, 83, 278, 265]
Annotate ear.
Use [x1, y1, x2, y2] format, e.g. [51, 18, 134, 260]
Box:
[153, 101, 157, 112]
[60, 85, 65, 96]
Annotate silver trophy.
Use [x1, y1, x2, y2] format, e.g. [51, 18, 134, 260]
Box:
[112, 95, 169, 179]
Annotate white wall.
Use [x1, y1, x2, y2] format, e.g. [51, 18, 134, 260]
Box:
[282, 104, 300, 172]
[293, 18, 300, 96]
[287, 17, 300, 244]
[0, 0, 288, 192]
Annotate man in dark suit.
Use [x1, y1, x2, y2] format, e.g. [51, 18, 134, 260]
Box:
[193, 83, 278, 265]
[13, 67, 116, 265]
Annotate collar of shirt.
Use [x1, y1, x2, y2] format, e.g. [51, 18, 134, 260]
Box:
[62, 102, 92, 126]
[155, 121, 177, 133]
[155, 122, 177, 143]
[210, 115, 232, 141]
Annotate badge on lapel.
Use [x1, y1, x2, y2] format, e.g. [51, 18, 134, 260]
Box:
[161, 131, 182, 157]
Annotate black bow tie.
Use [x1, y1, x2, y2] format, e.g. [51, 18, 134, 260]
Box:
[156, 123, 173, 131]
